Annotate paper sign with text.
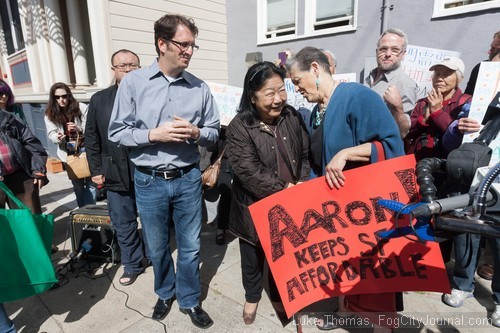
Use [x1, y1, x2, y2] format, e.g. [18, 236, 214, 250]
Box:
[206, 81, 242, 126]
[462, 62, 500, 165]
[403, 45, 461, 99]
[249, 155, 449, 318]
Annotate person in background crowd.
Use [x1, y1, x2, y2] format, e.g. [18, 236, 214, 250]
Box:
[0, 95, 49, 333]
[108, 14, 219, 329]
[462, 30, 500, 281]
[465, 30, 500, 95]
[0, 93, 48, 214]
[226, 61, 310, 325]
[289, 46, 404, 332]
[320, 49, 337, 75]
[365, 28, 418, 138]
[0, 80, 26, 123]
[44, 82, 96, 208]
[85, 49, 149, 287]
[406, 56, 471, 265]
[440, 50, 500, 329]
[405, 57, 471, 162]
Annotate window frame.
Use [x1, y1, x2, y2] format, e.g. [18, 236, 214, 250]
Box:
[257, 0, 358, 45]
[304, 0, 357, 37]
[0, 0, 25, 55]
[258, 0, 298, 44]
[432, 0, 500, 18]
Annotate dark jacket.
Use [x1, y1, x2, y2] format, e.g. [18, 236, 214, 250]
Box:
[85, 85, 134, 192]
[0, 110, 47, 178]
[226, 105, 310, 245]
[405, 88, 471, 161]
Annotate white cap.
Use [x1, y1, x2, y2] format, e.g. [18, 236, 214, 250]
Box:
[429, 56, 465, 77]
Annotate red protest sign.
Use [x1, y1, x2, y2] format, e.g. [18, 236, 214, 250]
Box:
[249, 155, 450, 319]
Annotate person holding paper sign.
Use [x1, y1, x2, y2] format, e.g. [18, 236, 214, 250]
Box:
[226, 61, 310, 325]
[289, 46, 404, 331]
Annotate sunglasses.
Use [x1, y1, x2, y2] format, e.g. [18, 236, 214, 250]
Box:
[54, 94, 69, 100]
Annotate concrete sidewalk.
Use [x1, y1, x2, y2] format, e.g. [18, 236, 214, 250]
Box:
[4, 171, 500, 332]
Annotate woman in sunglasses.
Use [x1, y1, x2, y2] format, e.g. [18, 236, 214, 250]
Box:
[44, 82, 96, 207]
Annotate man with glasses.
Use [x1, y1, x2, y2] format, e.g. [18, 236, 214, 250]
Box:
[365, 28, 418, 138]
[85, 49, 148, 287]
[109, 14, 219, 329]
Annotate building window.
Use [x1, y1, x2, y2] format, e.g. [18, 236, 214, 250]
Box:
[307, 0, 356, 33]
[265, 0, 297, 39]
[0, 0, 25, 55]
[432, 0, 500, 18]
[258, 0, 357, 44]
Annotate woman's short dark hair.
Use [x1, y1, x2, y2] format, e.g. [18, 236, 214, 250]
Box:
[154, 14, 199, 56]
[289, 46, 330, 73]
[238, 61, 286, 124]
[0, 79, 15, 107]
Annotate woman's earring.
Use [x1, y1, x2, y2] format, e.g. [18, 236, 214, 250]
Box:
[316, 78, 320, 90]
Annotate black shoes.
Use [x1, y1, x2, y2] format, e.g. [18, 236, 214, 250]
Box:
[152, 297, 174, 321]
[153, 298, 213, 328]
[180, 305, 214, 329]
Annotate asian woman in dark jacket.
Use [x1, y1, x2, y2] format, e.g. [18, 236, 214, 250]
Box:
[226, 61, 310, 325]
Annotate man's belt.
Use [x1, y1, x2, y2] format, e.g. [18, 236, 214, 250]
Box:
[136, 164, 196, 180]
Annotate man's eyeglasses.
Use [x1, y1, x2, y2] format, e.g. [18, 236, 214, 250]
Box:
[377, 47, 405, 56]
[113, 63, 140, 70]
[54, 94, 68, 100]
[168, 39, 199, 52]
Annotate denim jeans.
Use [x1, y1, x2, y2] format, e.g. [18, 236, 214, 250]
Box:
[134, 166, 202, 309]
[71, 177, 96, 208]
[0, 303, 15, 333]
[107, 189, 145, 274]
[452, 233, 500, 302]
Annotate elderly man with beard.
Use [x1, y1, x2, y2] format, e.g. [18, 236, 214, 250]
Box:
[365, 28, 419, 138]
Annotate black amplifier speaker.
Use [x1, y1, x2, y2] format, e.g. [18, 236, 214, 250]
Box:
[70, 205, 119, 262]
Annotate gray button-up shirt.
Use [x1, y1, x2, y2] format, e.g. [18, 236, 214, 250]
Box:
[108, 59, 220, 170]
[365, 66, 419, 115]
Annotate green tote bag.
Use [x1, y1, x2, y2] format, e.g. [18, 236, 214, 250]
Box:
[0, 181, 57, 302]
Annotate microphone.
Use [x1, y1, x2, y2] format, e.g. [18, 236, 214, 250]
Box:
[74, 238, 93, 261]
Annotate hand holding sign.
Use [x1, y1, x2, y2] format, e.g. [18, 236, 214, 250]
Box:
[249, 155, 449, 318]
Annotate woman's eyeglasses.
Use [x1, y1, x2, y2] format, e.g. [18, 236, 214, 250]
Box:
[54, 94, 69, 100]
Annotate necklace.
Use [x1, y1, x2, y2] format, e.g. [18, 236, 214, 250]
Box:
[314, 105, 327, 128]
[314, 82, 338, 128]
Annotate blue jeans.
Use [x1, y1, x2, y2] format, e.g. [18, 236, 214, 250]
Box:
[107, 189, 146, 274]
[71, 177, 96, 208]
[134, 166, 202, 309]
[452, 233, 500, 302]
[0, 303, 15, 333]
